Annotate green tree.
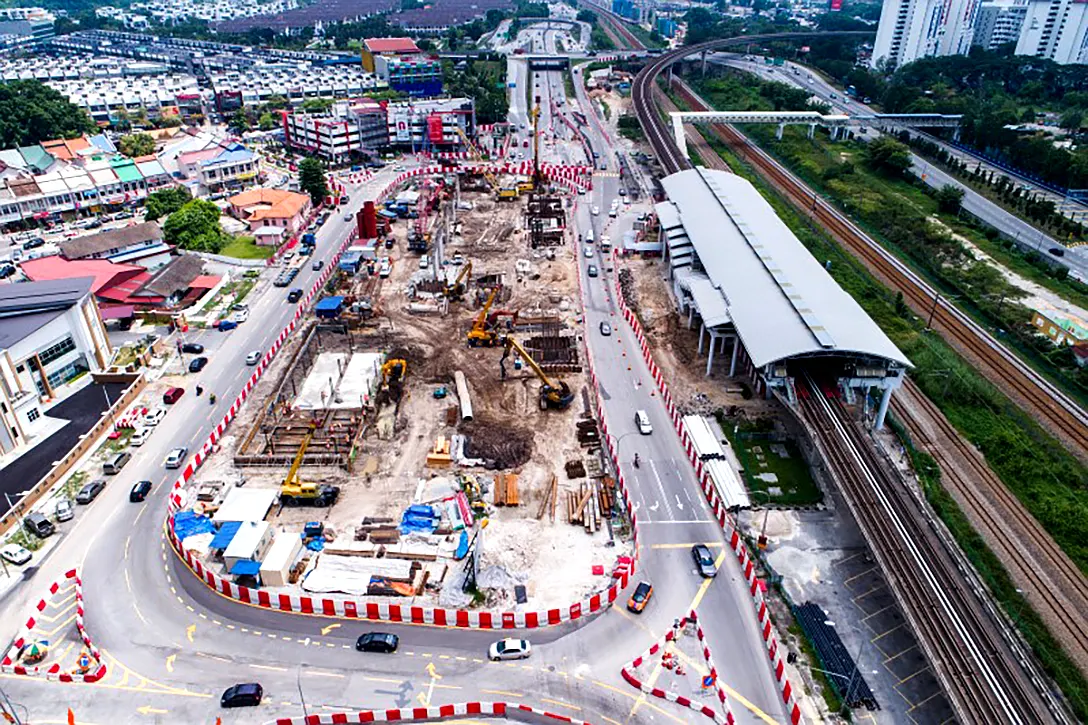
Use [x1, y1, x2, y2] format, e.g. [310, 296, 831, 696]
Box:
[935, 184, 966, 214]
[298, 157, 328, 206]
[228, 109, 250, 135]
[258, 113, 278, 131]
[0, 80, 97, 148]
[163, 199, 228, 253]
[1060, 109, 1084, 136]
[301, 98, 334, 114]
[144, 186, 193, 221]
[865, 137, 913, 176]
[118, 132, 156, 158]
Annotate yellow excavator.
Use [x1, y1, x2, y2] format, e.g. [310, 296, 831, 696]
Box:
[280, 425, 341, 507]
[498, 335, 574, 410]
[443, 260, 473, 301]
[466, 287, 502, 347]
[379, 358, 408, 403]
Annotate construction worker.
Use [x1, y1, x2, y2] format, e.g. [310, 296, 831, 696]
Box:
[633, 453, 640, 468]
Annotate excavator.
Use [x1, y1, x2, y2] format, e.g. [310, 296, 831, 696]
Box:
[379, 358, 408, 403]
[458, 124, 518, 200]
[280, 425, 341, 507]
[443, 260, 473, 301]
[466, 287, 503, 346]
[498, 335, 574, 410]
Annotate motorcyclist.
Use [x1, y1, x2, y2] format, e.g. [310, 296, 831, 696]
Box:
[196, 385, 203, 396]
[209, 393, 216, 404]
[634, 452, 640, 468]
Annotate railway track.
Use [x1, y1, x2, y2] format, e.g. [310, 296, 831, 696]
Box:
[892, 379, 1088, 674]
[797, 378, 1055, 724]
[630, 33, 1076, 722]
[578, 1, 644, 50]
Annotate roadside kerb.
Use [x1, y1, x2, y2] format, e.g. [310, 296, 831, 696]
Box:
[611, 267, 804, 725]
[162, 192, 640, 631]
[619, 609, 735, 724]
[262, 701, 594, 725]
[0, 568, 105, 683]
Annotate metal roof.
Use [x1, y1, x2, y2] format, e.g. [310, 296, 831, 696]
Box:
[0, 277, 92, 350]
[661, 168, 910, 369]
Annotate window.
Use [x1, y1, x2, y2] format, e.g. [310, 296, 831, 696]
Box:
[38, 336, 76, 367]
[15, 364, 24, 373]
[26, 408, 39, 422]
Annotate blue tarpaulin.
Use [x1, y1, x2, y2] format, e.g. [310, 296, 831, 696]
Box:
[399, 504, 439, 534]
[172, 511, 216, 541]
[314, 296, 345, 318]
[305, 537, 325, 552]
[230, 560, 261, 576]
[209, 521, 243, 550]
[453, 530, 469, 560]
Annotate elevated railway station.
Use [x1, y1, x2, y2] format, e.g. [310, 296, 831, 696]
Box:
[657, 167, 911, 427]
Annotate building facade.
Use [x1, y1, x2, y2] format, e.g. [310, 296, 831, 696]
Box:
[0, 278, 111, 455]
[871, 0, 981, 68]
[374, 55, 443, 97]
[1016, 0, 1088, 64]
[972, 0, 1029, 49]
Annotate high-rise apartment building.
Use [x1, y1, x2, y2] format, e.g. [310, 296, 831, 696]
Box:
[1016, 0, 1088, 64]
[973, 0, 1029, 49]
[871, 0, 980, 68]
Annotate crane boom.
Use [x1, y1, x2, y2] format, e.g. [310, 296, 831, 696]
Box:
[498, 335, 574, 409]
[501, 336, 558, 389]
[283, 425, 316, 490]
[467, 287, 502, 346]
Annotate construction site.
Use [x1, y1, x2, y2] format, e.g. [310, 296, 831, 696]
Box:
[172, 112, 631, 612]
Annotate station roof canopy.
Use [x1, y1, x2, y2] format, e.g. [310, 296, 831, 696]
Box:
[660, 168, 910, 370]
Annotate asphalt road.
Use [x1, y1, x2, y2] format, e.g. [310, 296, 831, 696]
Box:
[708, 53, 1088, 281]
[0, 35, 789, 725]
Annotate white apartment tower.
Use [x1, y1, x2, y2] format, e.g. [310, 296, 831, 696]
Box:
[871, 0, 981, 68]
[1016, 0, 1088, 64]
[972, 0, 1029, 49]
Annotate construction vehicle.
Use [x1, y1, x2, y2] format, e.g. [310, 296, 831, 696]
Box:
[280, 426, 341, 507]
[379, 359, 408, 403]
[498, 336, 574, 410]
[466, 287, 502, 347]
[443, 260, 473, 301]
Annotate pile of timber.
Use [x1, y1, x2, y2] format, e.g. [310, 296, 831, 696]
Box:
[567, 481, 603, 533]
[355, 516, 400, 543]
[576, 419, 601, 448]
[493, 473, 520, 506]
[536, 475, 558, 522]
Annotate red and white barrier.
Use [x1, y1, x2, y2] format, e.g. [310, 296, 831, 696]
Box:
[262, 702, 593, 725]
[620, 610, 735, 724]
[164, 200, 641, 632]
[0, 569, 105, 683]
[610, 272, 803, 725]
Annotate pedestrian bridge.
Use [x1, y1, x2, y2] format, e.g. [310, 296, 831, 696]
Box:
[670, 111, 963, 160]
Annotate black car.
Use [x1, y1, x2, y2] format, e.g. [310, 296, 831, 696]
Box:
[691, 544, 718, 578]
[312, 260, 324, 271]
[188, 356, 209, 373]
[1048, 247, 1067, 257]
[356, 632, 399, 653]
[0, 264, 15, 279]
[129, 480, 152, 502]
[221, 682, 263, 708]
[76, 479, 107, 504]
[22, 238, 44, 250]
[181, 343, 204, 354]
[287, 288, 303, 303]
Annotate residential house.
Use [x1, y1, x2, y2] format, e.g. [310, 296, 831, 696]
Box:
[229, 189, 311, 244]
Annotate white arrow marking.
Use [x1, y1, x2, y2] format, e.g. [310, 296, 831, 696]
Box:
[649, 501, 660, 512]
[675, 495, 684, 511]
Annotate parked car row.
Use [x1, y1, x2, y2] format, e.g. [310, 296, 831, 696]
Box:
[273, 267, 300, 288]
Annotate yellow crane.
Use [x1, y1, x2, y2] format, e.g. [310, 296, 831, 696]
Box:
[466, 287, 502, 347]
[498, 335, 574, 410]
[443, 260, 473, 301]
[280, 425, 341, 507]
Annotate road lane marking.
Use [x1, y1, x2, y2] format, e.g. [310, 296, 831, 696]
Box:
[186, 624, 196, 642]
[541, 697, 581, 711]
[250, 664, 288, 672]
[363, 676, 401, 684]
[481, 689, 525, 698]
[306, 670, 345, 679]
[165, 655, 176, 673]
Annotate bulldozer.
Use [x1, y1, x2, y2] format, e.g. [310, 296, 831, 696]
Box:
[498, 336, 574, 410]
[280, 426, 341, 507]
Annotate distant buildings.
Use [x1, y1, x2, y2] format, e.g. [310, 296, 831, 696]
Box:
[871, 0, 980, 68]
[176, 141, 259, 196]
[0, 278, 110, 453]
[374, 55, 443, 98]
[972, 0, 1028, 50]
[361, 37, 422, 72]
[280, 97, 476, 161]
[229, 189, 312, 246]
[0, 7, 55, 49]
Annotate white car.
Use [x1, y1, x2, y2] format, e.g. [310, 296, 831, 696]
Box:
[591, 206, 600, 216]
[584, 247, 594, 258]
[246, 350, 262, 366]
[489, 638, 532, 661]
[164, 447, 188, 470]
[130, 426, 151, 446]
[231, 309, 249, 324]
[0, 544, 31, 566]
[54, 498, 74, 522]
[143, 408, 166, 427]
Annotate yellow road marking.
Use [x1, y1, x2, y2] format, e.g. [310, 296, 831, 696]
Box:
[481, 689, 525, 697]
[185, 624, 196, 643]
[321, 623, 341, 635]
[541, 697, 581, 711]
[165, 654, 176, 673]
[363, 676, 401, 684]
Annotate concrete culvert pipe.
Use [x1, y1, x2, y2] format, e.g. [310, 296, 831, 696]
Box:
[454, 370, 473, 421]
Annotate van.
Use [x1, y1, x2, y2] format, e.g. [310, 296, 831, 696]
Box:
[635, 410, 653, 435]
[163, 387, 185, 404]
[585, 230, 594, 243]
[25, 512, 54, 538]
[103, 451, 132, 475]
[379, 258, 392, 278]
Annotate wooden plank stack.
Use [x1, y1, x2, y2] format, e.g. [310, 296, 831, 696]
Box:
[493, 473, 520, 506]
[567, 481, 602, 533]
[536, 475, 558, 522]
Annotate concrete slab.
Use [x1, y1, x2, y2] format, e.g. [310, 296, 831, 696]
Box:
[295, 352, 380, 410]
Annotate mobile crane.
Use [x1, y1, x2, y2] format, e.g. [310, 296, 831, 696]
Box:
[280, 425, 341, 507]
[466, 287, 502, 347]
[498, 336, 574, 410]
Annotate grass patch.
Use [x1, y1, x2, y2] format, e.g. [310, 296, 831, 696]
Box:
[233, 278, 256, 304]
[590, 23, 616, 51]
[624, 22, 663, 49]
[61, 471, 88, 501]
[600, 100, 611, 120]
[718, 415, 823, 506]
[703, 132, 1088, 720]
[103, 429, 132, 453]
[220, 235, 275, 260]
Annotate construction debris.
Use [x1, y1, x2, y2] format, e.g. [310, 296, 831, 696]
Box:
[492, 473, 520, 506]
